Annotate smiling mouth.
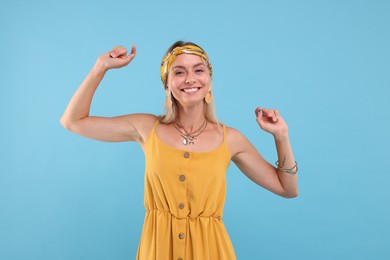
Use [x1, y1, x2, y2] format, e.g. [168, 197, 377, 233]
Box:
[181, 87, 201, 93]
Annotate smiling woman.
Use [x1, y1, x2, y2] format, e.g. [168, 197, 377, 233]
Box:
[160, 41, 217, 125]
[60, 40, 299, 260]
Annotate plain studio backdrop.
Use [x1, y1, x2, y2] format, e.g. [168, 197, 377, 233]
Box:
[1, 0, 389, 259]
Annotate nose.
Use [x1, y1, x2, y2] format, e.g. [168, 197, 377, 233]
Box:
[185, 79, 195, 84]
[185, 74, 196, 85]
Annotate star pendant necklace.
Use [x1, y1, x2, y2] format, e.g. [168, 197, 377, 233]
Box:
[173, 119, 208, 145]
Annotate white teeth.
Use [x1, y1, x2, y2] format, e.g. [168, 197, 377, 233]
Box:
[183, 88, 199, 93]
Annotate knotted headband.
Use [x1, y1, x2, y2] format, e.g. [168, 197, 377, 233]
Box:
[160, 45, 212, 86]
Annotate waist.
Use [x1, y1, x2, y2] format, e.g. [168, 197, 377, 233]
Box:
[146, 208, 222, 220]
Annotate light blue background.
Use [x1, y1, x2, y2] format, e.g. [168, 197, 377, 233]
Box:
[1, 0, 389, 259]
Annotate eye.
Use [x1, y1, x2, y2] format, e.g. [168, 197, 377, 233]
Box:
[195, 69, 204, 73]
[174, 71, 185, 75]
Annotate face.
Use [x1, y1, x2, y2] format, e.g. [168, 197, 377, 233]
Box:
[167, 54, 211, 106]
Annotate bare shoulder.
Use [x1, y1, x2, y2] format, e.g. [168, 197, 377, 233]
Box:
[127, 113, 158, 142]
[225, 126, 247, 144]
[225, 126, 252, 158]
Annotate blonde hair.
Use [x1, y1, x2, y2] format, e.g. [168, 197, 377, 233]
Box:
[159, 41, 218, 124]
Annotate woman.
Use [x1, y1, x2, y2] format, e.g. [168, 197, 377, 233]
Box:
[60, 41, 298, 260]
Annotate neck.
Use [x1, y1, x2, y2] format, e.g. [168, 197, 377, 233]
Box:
[175, 104, 206, 132]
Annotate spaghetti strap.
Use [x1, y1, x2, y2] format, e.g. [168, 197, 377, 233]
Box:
[222, 124, 226, 141]
[145, 120, 160, 145]
[152, 120, 159, 130]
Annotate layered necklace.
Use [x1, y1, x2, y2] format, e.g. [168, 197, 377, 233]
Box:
[173, 119, 208, 145]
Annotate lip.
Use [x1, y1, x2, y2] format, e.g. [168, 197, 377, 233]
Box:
[180, 86, 203, 93]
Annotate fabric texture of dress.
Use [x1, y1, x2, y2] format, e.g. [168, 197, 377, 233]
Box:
[136, 121, 236, 260]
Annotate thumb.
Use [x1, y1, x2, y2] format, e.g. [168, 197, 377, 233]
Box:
[255, 108, 265, 127]
[123, 44, 137, 63]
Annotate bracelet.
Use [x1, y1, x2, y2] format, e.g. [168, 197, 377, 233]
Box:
[275, 160, 298, 175]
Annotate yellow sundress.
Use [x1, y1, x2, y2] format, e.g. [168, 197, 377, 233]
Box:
[136, 121, 236, 260]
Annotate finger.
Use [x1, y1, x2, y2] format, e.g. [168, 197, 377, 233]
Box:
[265, 108, 279, 122]
[109, 46, 128, 58]
[261, 109, 273, 118]
[125, 44, 137, 62]
[274, 109, 280, 121]
[265, 109, 277, 122]
[255, 108, 266, 123]
[109, 47, 119, 58]
[255, 107, 261, 117]
[256, 108, 278, 122]
[129, 44, 136, 57]
[255, 107, 266, 118]
[255, 108, 272, 121]
[118, 45, 136, 65]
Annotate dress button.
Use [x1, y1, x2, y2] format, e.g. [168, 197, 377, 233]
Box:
[179, 175, 186, 182]
[179, 203, 185, 209]
[178, 232, 185, 239]
[183, 152, 190, 158]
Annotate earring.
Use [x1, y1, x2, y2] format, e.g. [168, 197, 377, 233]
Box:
[205, 91, 212, 104]
[165, 89, 172, 108]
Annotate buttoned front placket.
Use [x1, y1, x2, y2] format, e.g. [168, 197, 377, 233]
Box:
[173, 150, 191, 260]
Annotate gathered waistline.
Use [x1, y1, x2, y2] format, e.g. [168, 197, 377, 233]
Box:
[146, 209, 222, 220]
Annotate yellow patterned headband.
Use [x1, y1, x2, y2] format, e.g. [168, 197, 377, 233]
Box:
[160, 45, 212, 86]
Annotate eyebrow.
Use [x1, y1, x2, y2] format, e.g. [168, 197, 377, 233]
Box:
[171, 63, 205, 70]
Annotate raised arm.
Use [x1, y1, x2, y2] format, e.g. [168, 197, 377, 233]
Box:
[228, 108, 298, 198]
[60, 45, 157, 144]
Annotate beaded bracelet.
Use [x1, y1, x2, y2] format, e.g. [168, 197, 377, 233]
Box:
[275, 161, 298, 175]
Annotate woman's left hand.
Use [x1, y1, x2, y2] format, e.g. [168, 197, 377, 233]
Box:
[255, 107, 288, 139]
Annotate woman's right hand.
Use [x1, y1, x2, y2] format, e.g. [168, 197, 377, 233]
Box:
[96, 45, 136, 71]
